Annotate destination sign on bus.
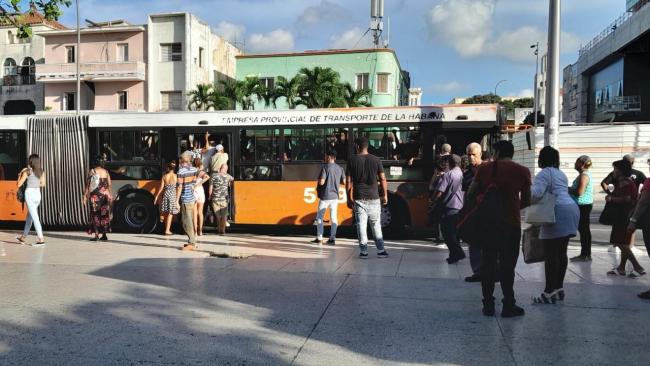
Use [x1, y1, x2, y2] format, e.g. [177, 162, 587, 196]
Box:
[86, 105, 498, 128]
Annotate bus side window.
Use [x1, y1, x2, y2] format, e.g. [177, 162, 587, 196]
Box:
[0, 131, 21, 180]
[325, 128, 348, 161]
[283, 128, 324, 161]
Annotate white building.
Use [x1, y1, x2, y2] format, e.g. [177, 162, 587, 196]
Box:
[0, 9, 66, 114]
[147, 12, 240, 112]
[408, 88, 422, 106]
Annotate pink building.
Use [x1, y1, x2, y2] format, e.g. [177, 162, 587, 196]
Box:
[36, 23, 147, 111]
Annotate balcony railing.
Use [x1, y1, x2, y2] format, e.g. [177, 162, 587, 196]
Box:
[2, 75, 36, 86]
[579, 0, 650, 58]
[35, 61, 146, 82]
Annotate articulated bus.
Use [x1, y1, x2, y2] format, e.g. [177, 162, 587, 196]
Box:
[0, 105, 502, 234]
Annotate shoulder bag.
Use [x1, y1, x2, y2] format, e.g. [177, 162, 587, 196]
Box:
[522, 225, 545, 264]
[525, 169, 556, 225]
[88, 169, 100, 192]
[16, 169, 28, 204]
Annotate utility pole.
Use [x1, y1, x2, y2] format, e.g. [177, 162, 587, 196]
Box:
[531, 42, 539, 126]
[545, 0, 561, 147]
[494, 79, 506, 97]
[75, 0, 80, 115]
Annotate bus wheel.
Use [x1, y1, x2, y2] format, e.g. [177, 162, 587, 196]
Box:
[114, 191, 158, 233]
[381, 196, 409, 237]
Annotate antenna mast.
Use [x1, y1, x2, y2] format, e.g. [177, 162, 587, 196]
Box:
[370, 0, 384, 48]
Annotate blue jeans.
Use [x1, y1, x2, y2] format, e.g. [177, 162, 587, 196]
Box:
[440, 209, 464, 259]
[23, 188, 43, 239]
[354, 200, 385, 253]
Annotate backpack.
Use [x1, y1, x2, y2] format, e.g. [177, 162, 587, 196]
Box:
[457, 163, 506, 246]
[88, 169, 100, 192]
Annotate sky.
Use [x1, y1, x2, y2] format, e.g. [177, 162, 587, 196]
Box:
[53, 0, 625, 104]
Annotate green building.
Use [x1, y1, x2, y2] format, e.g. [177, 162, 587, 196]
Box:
[235, 48, 410, 110]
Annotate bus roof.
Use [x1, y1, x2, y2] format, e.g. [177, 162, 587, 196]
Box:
[0, 105, 500, 130]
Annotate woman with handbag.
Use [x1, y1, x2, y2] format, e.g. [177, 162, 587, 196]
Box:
[530, 147, 579, 304]
[628, 158, 650, 298]
[569, 156, 594, 262]
[16, 154, 46, 246]
[606, 159, 644, 278]
[83, 156, 112, 242]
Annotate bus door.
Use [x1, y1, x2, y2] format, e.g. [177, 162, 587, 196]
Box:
[175, 130, 234, 220]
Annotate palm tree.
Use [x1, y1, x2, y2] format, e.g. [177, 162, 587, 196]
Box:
[297, 67, 344, 108]
[216, 79, 239, 109]
[238, 76, 263, 110]
[208, 91, 231, 110]
[273, 75, 303, 109]
[342, 82, 372, 107]
[187, 83, 213, 111]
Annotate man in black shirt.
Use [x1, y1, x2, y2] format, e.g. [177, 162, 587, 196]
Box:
[601, 154, 647, 192]
[346, 136, 389, 258]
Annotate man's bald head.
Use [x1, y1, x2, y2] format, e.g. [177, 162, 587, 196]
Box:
[466, 142, 482, 167]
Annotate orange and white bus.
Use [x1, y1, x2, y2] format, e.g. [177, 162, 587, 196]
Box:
[0, 105, 502, 234]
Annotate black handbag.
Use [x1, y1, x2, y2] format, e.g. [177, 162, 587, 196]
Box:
[599, 201, 626, 226]
[16, 181, 27, 203]
[522, 225, 545, 264]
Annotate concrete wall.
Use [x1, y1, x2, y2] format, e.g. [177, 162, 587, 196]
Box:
[235, 49, 407, 110]
[147, 14, 187, 111]
[42, 30, 145, 63]
[0, 24, 51, 114]
[188, 14, 212, 92]
[211, 34, 239, 83]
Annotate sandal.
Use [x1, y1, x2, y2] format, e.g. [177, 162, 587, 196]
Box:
[533, 292, 557, 304]
[607, 268, 626, 276]
[629, 270, 647, 278]
[555, 289, 565, 301]
[16, 235, 26, 244]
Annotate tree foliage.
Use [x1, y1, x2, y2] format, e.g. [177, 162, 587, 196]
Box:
[463, 93, 534, 115]
[1, 1, 71, 38]
[193, 67, 373, 111]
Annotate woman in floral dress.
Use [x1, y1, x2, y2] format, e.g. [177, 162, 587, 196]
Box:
[84, 156, 112, 241]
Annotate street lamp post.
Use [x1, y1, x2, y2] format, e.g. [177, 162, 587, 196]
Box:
[531, 43, 539, 126]
[494, 79, 507, 98]
[545, 0, 561, 147]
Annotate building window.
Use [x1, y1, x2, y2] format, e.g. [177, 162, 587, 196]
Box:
[66, 46, 75, 63]
[198, 47, 204, 68]
[63, 92, 76, 111]
[7, 30, 15, 44]
[259, 77, 274, 90]
[20, 57, 35, 85]
[118, 91, 128, 110]
[356, 73, 369, 90]
[376, 73, 389, 93]
[3, 58, 17, 76]
[117, 43, 129, 62]
[160, 43, 182, 62]
[160, 91, 182, 111]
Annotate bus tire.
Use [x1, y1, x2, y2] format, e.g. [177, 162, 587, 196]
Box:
[113, 190, 158, 234]
[380, 195, 409, 237]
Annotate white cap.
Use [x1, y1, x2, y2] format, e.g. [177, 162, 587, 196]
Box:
[216, 144, 224, 151]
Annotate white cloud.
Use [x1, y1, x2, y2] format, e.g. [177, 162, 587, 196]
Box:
[248, 29, 295, 52]
[213, 21, 246, 43]
[427, 1, 583, 63]
[428, 0, 497, 57]
[429, 81, 470, 94]
[296, 0, 352, 27]
[329, 27, 373, 49]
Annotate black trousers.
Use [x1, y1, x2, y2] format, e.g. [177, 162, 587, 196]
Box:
[543, 236, 570, 293]
[481, 226, 521, 304]
[578, 204, 593, 257]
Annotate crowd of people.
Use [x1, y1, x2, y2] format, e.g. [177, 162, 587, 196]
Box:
[12, 134, 650, 312]
[425, 140, 650, 315]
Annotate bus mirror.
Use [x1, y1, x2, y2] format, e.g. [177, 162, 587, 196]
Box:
[198, 120, 209, 125]
[455, 115, 468, 120]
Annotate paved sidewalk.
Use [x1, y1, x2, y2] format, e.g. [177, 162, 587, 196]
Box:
[1, 228, 649, 365]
